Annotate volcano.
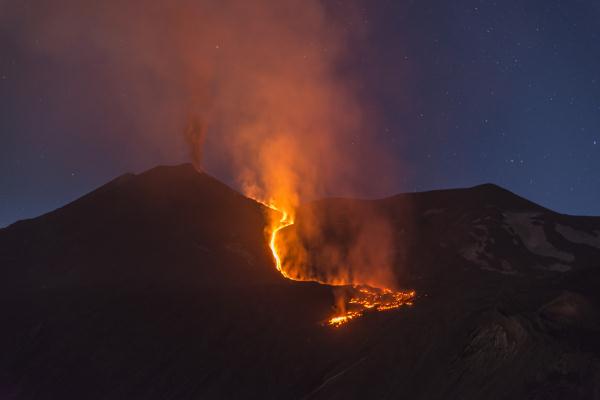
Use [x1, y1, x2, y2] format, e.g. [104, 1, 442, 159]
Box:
[1, 164, 599, 399]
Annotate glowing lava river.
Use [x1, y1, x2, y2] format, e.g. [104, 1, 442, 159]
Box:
[260, 202, 416, 328]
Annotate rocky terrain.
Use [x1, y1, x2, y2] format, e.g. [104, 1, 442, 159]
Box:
[1, 164, 599, 399]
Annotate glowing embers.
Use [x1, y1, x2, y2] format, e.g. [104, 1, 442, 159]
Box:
[328, 286, 416, 328]
[328, 311, 362, 328]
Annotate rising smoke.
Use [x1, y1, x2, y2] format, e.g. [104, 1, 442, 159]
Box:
[2, 0, 404, 288]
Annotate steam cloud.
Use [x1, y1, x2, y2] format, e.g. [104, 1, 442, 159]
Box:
[278, 199, 399, 289]
[3, 0, 403, 288]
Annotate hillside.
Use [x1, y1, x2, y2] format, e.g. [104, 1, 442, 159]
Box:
[1, 164, 599, 399]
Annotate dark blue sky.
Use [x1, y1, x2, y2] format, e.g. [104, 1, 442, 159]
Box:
[1, 0, 599, 227]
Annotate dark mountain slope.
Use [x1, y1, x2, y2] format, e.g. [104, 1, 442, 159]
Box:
[1, 165, 599, 399]
[288, 183, 600, 283]
[0, 164, 281, 289]
[0, 164, 335, 398]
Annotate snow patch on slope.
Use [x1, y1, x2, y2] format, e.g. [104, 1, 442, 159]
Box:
[461, 212, 578, 274]
[555, 225, 600, 249]
[503, 212, 573, 272]
[461, 220, 516, 275]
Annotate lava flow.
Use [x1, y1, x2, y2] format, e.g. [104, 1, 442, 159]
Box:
[328, 287, 416, 328]
[268, 208, 294, 277]
[258, 201, 416, 327]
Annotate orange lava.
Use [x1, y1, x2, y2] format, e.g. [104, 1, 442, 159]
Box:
[328, 287, 415, 327]
[328, 311, 362, 328]
[268, 209, 293, 277]
[255, 200, 416, 328]
[254, 200, 296, 280]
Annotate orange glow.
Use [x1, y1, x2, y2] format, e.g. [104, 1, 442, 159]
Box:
[328, 287, 415, 327]
[252, 197, 416, 328]
[17, 0, 414, 326]
[328, 311, 361, 328]
[265, 203, 295, 278]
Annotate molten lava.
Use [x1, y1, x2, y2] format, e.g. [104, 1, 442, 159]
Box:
[255, 200, 297, 280]
[328, 287, 415, 327]
[268, 208, 294, 277]
[328, 311, 361, 328]
[257, 201, 415, 327]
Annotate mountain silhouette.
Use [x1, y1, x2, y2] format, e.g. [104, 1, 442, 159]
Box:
[1, 164, 599, 399]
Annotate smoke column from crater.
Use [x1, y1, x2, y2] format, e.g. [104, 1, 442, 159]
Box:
[2, 0, 405, 289]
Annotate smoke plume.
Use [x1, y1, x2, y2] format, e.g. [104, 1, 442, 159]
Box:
[2, 0, 403, 288]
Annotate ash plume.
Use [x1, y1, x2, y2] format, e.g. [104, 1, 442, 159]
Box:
[2, 0, 405, 289]
[185, 117, 207, 171]
[278, 199, 401, 289]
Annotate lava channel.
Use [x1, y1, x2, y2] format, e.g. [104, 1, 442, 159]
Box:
[259, 202, 416, 327]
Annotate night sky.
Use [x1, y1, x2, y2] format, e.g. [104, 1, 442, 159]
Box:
[1, 0, 600, 227]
